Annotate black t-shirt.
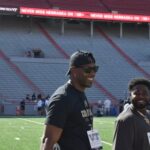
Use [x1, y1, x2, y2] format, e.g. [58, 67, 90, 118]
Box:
[20, 100, 25, 110]
[45, 81, 93, 150]
[112, 104, 150, 150]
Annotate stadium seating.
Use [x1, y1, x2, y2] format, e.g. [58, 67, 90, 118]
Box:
[0, 0, 150, 116]
[0, 59, 32, 100]
[100, 23, 150, 74]
[40, 21, 149, 100]
[0, 16, 63, 58]
[0, 16, 149, 109]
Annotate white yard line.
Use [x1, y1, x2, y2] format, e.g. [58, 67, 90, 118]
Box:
[15, 137, 20, 141]
[102, 140, 112, 146]
[19, 118, 113, 146]
[18, 118, 44, 125]
[94, 120, 114, 124]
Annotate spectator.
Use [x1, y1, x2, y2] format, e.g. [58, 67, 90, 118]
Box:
[37, 99, 43, 116]
[104, 98, 111, 116]
[25, 50, 33, 57]
[25, 94, 31, 101]
[96, 100, 104, 117]
[37, 94, 44, 115]
[44, 95, 50, 115]
[20, 99, 25, 115]
[32, 48, 44, 58]
[32, 93, 36, 101]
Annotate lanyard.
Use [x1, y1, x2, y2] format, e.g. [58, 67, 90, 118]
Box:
[137, 110, 150, 126]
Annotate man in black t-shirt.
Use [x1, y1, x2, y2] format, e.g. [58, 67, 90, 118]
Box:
[40, 50, 99, 150]
[112, 78, 150, 150]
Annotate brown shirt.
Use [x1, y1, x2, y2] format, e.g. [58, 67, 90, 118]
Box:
[112, 104, 150, 150]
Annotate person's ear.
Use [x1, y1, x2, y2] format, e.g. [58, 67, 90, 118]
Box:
[72, 68, 78, 77]
[73, 71, 77, 77]
[70, 68, 76, 77]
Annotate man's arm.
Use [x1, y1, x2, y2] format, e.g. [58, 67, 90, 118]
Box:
[40, 124, 63, 150]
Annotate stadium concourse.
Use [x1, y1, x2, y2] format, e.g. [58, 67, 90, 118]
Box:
[0, 0, 149, 116]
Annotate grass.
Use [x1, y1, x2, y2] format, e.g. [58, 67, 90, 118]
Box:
[94, 117, 115, 150]
[0, 116, 115, 150]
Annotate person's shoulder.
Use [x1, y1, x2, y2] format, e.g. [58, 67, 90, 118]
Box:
[49, 82, 74, 102]
[117, 105, 134, 122]
[146, 109, 150, 115]
[51, 82, 68, 96]
[54, 81, 81, 96]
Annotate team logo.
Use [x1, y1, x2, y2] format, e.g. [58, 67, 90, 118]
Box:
[53, 143, 61, 150]
[84, 100, 88, 107]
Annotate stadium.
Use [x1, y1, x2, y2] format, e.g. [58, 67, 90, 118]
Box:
[0, 0, 150, 150]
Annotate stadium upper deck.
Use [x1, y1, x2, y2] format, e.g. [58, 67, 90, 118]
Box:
[102, 0, 150, 15]
[0, 0, 107, 13]
[0, 0, 51, 8]
[1, 0, 150, 23]
[0, 0, 150, 15]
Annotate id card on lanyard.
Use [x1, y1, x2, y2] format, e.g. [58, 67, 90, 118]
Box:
[87, 129, 103, 149]
[147, 132, 150, 145]
[82, 96, 102, 149]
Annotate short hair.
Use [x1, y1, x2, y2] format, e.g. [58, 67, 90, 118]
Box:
[128, 78, 150, 91]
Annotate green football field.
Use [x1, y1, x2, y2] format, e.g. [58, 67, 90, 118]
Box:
[0, 116, 115, 150]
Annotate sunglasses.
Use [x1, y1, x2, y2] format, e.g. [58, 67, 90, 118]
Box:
[79, 66, 99, 74]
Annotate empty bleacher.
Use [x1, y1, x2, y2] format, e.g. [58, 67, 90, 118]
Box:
[100, 23, 150, 74]
[0, 16, 63, 58]
[0, 16, 149, 105]
[14, 58, 68, 96]
[0, 59, 33, 100]
[40, 20, 149, 100]
[12, 57, 106, 102]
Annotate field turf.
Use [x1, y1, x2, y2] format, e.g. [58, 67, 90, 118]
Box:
[0, 116, 115, 150]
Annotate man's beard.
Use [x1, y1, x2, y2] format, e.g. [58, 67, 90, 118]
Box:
[132, 100, 149, 109]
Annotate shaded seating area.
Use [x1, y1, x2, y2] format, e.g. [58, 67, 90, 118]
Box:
[101, 0, 150, 15]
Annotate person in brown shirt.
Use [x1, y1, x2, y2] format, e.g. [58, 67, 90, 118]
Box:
[112, 78, 150, 150]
